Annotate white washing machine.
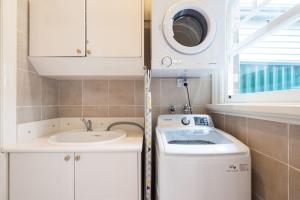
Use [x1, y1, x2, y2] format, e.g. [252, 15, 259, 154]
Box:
[151, 0, 227, 77]
[155, 115, 251, 200]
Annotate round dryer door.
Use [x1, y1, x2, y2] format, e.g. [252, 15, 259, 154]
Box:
[163, 0, 216, 55]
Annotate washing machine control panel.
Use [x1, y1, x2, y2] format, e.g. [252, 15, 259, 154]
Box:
[194, 116, 211, 126]
[158, 115, 214, 128]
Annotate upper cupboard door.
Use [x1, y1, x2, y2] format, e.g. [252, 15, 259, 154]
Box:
[29, 0, 86, 56]
[87, 0, 143, 58]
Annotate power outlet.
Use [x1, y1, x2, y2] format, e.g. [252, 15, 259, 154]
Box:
[177, 78, 187, 88]
[177, 78, 184, 87]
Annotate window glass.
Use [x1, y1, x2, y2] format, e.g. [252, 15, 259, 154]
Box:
[238, 0, 300, 42]
[229, 1, 300, 95]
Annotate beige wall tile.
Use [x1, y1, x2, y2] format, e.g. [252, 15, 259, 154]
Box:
[210, 113, 225, 130]
[17, 70, 42, 106]
[191, 106, 207, 114]
[289, 125, 300, 170]
[160, 78, 212, 107]
[17, 32, 36, 72]
[134, 80, 144, 105]
[135, 106, 144, 117]
[59, 80, 82, 105]
[59, 106, 82, 118]
[42, 106, 59, 120]
[188, 78, 212, 105]
[248, 119, 288, 162]
[252, 150, 288, 200]
[109, 106, 135, 117]
[83, 80, 108, 105]
[42, 78, 58, 106]
[17, 107, 41, 124]
[224, 115, 248, 144]
[83, 106, 108, 117]
[160, 78, 187, 106]
[289, 167, 300, 200]
[151, 78, 161, 106]
[109, 80, 134, 105]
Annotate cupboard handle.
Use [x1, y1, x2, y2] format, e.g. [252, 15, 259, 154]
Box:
[64, 155, 71, 162]
[76, 49, 82, 54]
[87, 50, 91, 55]
[75, 155, 81, 162]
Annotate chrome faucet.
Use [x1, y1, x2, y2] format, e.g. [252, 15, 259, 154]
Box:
[169, 104, 177, 114]
[183, 104, 192, 114]
[82, 118, 93, 131]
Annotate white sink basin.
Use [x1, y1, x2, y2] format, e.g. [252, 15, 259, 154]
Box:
[48, 129, 126, 145]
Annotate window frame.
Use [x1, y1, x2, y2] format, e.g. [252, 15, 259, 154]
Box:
[224, 1, 300, 104]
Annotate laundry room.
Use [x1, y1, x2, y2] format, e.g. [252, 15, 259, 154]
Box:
[0, 0, 299, 200]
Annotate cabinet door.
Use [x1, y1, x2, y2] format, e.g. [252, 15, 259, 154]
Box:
[29, 0, 86, 56]
[87, 0, 142, 57]
[10, 153, 74, 200]
[75, 153, 139, 200]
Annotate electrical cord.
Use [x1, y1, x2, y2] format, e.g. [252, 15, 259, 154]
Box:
[184, 81, 193, 114]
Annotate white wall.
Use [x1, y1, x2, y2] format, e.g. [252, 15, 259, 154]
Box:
[1, 0, 18, 199]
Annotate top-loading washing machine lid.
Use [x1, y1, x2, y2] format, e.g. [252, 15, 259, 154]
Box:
[163, 0, 216, 55]
[164, 128, 233, 145]
[157, 127, 250, 155]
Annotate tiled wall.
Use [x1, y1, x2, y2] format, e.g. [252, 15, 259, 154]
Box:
[210, 113, 300, 200]
[151, 77, 212, 126]
[16, 0, 60, 124]
[58, 79, 144, 118]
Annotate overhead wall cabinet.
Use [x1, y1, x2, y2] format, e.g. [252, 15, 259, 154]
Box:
[29, 0, 144, 77]
[9, 152, 141, 200]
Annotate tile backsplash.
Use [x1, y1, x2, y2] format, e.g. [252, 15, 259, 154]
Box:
[151, 77, 212, 127]
[58, 79, 144, 118]
[16, 0, 60, 124]
[210, 112, 300, 200]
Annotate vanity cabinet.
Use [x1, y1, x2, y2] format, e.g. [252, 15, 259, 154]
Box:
[9, 152, 141, 200]
[9, 153, 74, 200]
[75, 153, 140, 200]
[29, 0, 144, 77]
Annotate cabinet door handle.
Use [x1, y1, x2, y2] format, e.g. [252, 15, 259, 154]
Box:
[75, 155, 81, 162]
[76, 49, 82, 54]
[64, 155, 71, 162]
[86, 50, 91, 55]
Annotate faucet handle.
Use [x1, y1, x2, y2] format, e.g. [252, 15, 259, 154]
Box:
[183, 104, 191, 114]
[169, 105, 176, 114]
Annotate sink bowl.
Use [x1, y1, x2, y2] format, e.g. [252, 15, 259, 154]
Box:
[48, 129, 126, 145]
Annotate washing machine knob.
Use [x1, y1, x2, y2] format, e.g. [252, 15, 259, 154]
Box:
[181, 117, 190, 126]
[161, 56, 172, 68]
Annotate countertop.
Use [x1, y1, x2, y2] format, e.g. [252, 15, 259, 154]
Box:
[2, 131, 144, 153]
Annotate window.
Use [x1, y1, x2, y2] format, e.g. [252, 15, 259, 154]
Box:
[227, 0, 300, 101]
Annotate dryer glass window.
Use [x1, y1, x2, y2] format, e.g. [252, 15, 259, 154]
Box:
[172, 9, 208, 47]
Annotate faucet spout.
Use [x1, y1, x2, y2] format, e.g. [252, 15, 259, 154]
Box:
[82, 118, 93, 131]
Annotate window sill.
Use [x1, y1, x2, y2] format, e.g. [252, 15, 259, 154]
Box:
[206, 104, 300, 124]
